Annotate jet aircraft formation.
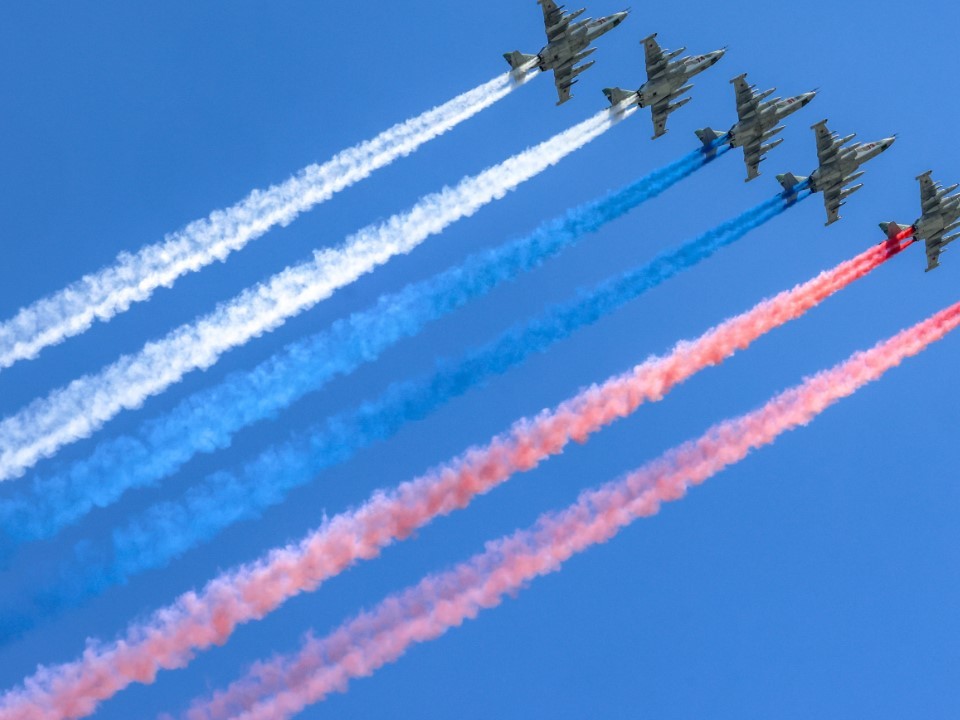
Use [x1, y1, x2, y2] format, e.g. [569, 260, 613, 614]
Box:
[1, 5, 956, 719]
[505, 0, 951, 272]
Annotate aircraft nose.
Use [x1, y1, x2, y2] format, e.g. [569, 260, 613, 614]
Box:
[802, 90, 818, 105]
[613, 10, 629, 23]
[882, 135, 897, 149]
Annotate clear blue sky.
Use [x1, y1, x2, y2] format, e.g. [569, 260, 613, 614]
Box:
[1, 2, 958, 718]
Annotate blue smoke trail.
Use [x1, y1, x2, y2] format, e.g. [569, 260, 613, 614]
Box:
[0, 145, 726, 553]
[51, 185, 808, 603]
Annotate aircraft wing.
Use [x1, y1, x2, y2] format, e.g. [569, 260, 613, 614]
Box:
[732, 74, 760, 123]
[741, 137, 762, 181]
[924, 231, 944, 272]
[538, 0, 567, 39]
[823, 184, 843, 226]
[643, 34, 669, 79]
[649, 99, 670, 139]
[918, 171, 940, 215]
[551, 64, 575, 105]
[813, 121, 841, 168]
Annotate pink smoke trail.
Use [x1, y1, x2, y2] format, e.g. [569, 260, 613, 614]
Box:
[0, 237, 912, 720]
[185, 294, 960, 720]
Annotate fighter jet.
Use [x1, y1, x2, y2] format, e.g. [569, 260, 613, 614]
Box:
[504, 2, 629, 106]
[880, 171, 960, 272]
[602, 34, 726, 139]
[695, 74, 817, 182]
[777, 120, 896, 226]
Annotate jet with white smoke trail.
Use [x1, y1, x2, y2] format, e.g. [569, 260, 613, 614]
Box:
[0, 70, 534, 372]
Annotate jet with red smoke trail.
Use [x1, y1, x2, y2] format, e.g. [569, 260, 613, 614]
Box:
[504, 2, 630, 105]
[602, 33, 726, 139]
[695, 73, 817, 182]
[777, 120, 896, 225]
[881, 170, 960, 272]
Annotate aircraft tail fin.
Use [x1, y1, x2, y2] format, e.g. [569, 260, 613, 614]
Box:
[879, 221, 911, 241]
[776, 172, 808, 192]
[503, 51, 538, 71]
[695, 128, 724, 147]
[602, 87, 634, 107]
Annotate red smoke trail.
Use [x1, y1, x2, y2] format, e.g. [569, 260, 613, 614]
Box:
[0, 237, 914, 720]
[187, 293, 960, 720]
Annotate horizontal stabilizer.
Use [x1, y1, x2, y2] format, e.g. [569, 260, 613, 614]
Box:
[695, 127, 725, 147]
[777, 172, 808, 192]
[602, 87, 636, 107]
[503, 51, 538, 71]
[879, 221, 912, 240]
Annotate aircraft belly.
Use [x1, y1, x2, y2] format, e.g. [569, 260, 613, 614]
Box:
[919, 217, 945, 237]
[730, 123, 759, 146]
[543, 35, 586, 67]
[809, 169, 827, 192]
[639, 77, 675, 104]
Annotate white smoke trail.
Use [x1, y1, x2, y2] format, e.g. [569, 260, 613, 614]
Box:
[0, 107, 626, 481]
[0, 71, 531, 372]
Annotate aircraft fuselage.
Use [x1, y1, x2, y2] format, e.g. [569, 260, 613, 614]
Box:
[809, 139, 895, 193]
[917, 196, 960, 239]
[637, 52, 723, 107]
[538, 13, 626, 71]
[729, 92, 816, 148]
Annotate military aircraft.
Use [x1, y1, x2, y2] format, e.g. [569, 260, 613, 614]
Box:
[695, 74, 817, 182]
[880, 171, 960, 272]
[602, 33, 726, 139]
[504, 2, 629, 106]
[777, 120, 896, 226]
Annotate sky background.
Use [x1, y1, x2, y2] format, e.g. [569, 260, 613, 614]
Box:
[1, 1, 958, 718]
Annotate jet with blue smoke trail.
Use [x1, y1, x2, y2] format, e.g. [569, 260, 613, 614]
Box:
[695, 73, 817, 182]
[0, 143, 726, 556]
[17, 180, 812, 614]
[778, 119, 896, 225]
[0, 70, 535, 373]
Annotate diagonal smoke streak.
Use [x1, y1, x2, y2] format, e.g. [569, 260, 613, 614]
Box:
[0, 235, 907, 720]
[0, 142, 719, 549]
[0, 105, 619, 482]
[80, 183, 797, 591]
[0, 181, 789, 615]
[182, 295, 960, 720]
[0, 71, 532, 372]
